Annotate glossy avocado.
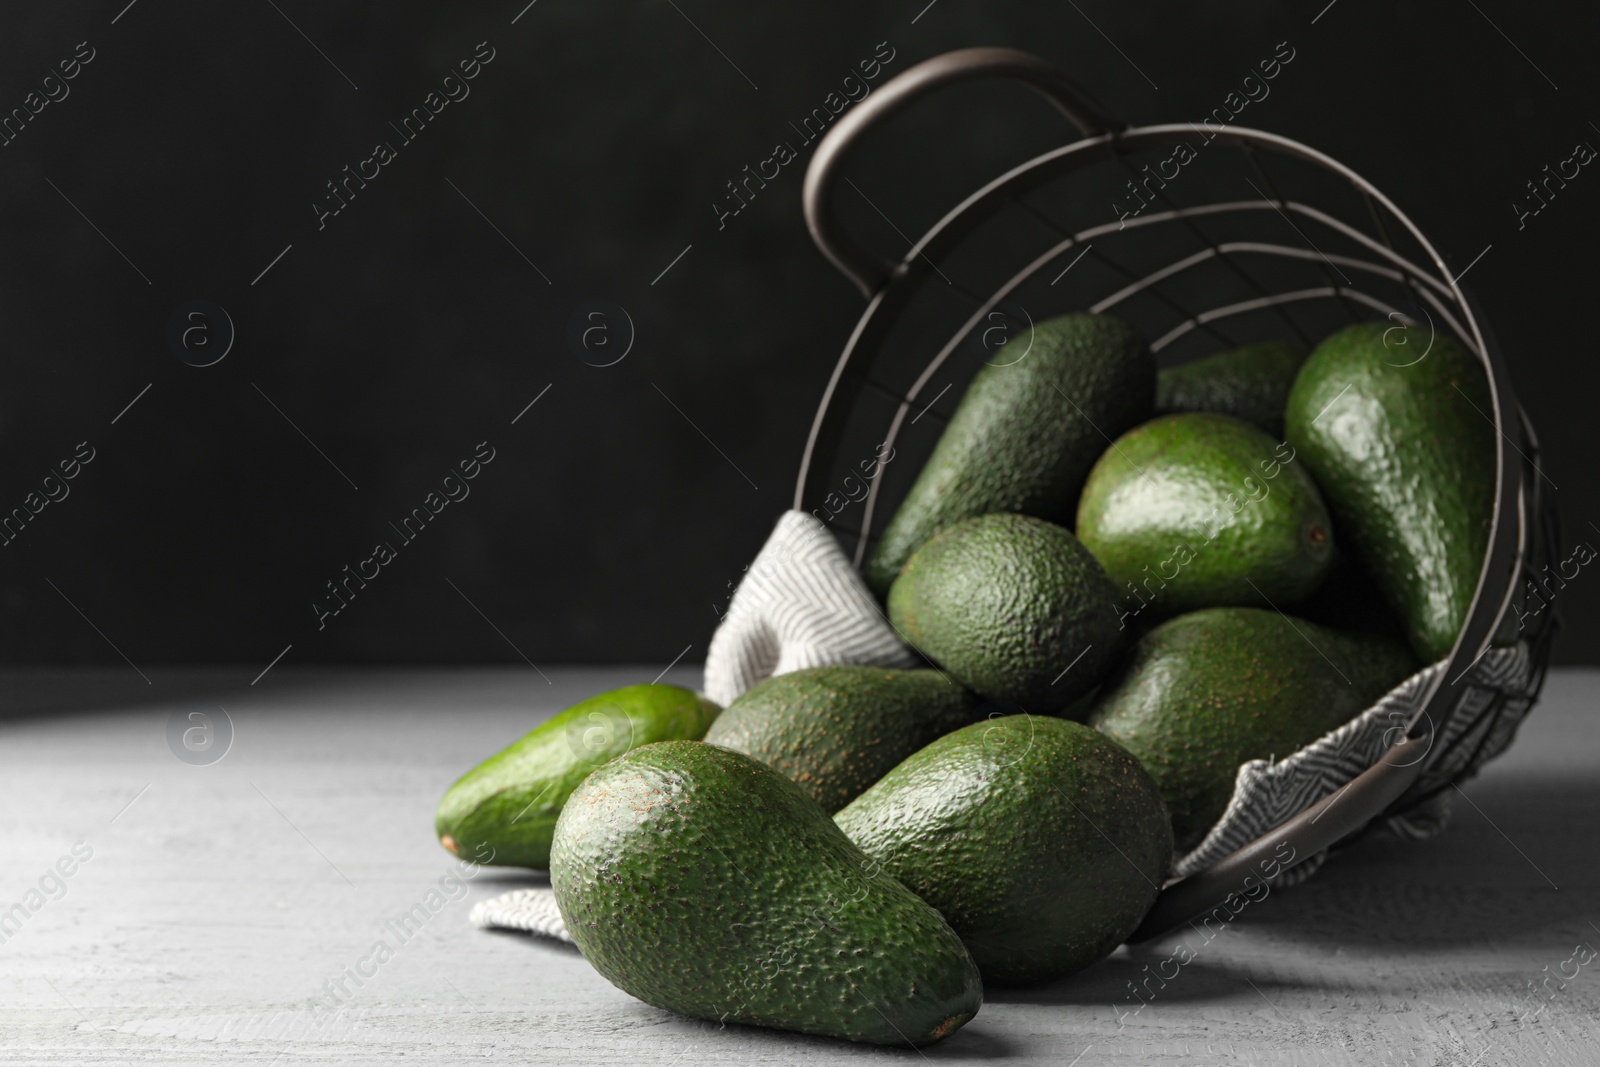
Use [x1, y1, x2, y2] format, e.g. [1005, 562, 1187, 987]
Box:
[887, 513, 1124, 713]
[703, 666, 982, 813]
[834, 715, 1171, 986]
[435, 684, 720, 868]
[1156, 339, 1307, 436]
[551, 741, 983, 1045]
[1076, 413, 1335, 624]
[1284, 322, 1497, 662]
[1089, 607, 1417, 850]
[866, 311, 1154, 596]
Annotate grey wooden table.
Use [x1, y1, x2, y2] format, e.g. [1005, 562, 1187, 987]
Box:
[2, 665, 1596, 1065]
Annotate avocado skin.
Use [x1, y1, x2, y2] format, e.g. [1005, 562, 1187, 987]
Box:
[834, 715, 1171, 986]
[1088, 607, 1418, 850]
[703, 667, 982, 814]
[435, 684, 720, 869]
[1284, 323, 1496, 662]
[888, 514, 1123, 713]
[551, 741, 983, 1045]
[1076, 413, 1335, 622]
[865, 312, 1154, 597]
[1156, 340, 1307, 436]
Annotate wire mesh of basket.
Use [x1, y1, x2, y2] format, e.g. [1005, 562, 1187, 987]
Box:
[793, 48, 1558, 934]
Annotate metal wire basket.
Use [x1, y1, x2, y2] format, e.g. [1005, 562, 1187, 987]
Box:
[793, 47, 1558, 935]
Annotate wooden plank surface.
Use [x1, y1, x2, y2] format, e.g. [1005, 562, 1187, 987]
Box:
[1, 666, 1596, 1065]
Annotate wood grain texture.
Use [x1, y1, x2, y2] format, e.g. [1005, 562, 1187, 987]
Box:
[1, 666, 1596, 1065]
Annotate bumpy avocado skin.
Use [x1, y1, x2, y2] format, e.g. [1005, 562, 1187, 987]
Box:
[704, 666, 982, 814]
[551, 741, 983, 1045]
[1076, 413, 1335, 621]
[834, 715, 1171, 986]
[1284, 323, 1497, 662]
[865, 311, 1154, 596]
[434, 684, 720, 868]
[1156, 340, 1307, 436]
[1088, 607, 1418, 851]
[887, 514, 1124, 713]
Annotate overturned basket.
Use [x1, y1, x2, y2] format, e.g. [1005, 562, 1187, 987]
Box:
[795, 47, 1558, 936]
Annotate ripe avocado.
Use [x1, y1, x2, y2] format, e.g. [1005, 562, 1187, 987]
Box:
[703, 666, 982, 813]
[834, 715, 1171, 986]
[1284, 322, 1497, 662]
[1076, 413, 1335, 622]
[865, 311, 1154, 597]
[1088, 607, 1418, 850]
[1156, 340, 1307, 436]
[551, 741, 983, 1045]
[887, 513, 1124, 712]
[435, 684, 720, 868]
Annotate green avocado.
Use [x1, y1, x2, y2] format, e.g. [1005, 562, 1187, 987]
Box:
[435, 684, 720, 868]
[703, 666, 982, 814]
[887, 513, 1124, 713]
[1088, 607, 1418, 850]
[1284, 322, 1497, 662]
[834, 715, 1171, 986]
[865, 311, 1154, 597]
[1076, 413, 1335, 624]
[551, 741, 983, 1045]
[1156, 340, 1307, 436]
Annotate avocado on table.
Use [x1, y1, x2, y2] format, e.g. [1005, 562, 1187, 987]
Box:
[1156, 340, 1307, 436]
[834, 715, 1171, 986]
[888, 513, 1124, 712]
[865, 311, 1154, 597]
[1088, 607, 1418, 851]
[1284, 322, 1497, 662]
[703, 666, 982, 813]
[551, 741, 983, 1046]
[435, 684, 720, 869]
[1076, 412, 1335, 625]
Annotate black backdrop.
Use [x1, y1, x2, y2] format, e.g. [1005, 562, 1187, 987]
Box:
[0, 0, 1593, 673]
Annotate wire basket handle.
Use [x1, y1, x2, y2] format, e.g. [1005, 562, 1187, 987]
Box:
[803, 47, 1120, 297]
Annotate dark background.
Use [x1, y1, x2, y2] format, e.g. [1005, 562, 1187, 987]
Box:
[0, 0, 1593, 676]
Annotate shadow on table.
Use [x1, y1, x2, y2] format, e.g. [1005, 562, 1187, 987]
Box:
[1249, 771, 1600, 951]
[638, 1006, 1025, 1059]
[472, 868, 552, 886]
[477, 925, 584, 954]
[996, 771, 1599, 1006]
[986, 952, 1312, 1008]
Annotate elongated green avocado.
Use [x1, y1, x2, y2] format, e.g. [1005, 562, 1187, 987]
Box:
[1089, 607, 1417, 850]
[1284, 322, 1497, 662]
[552, 741, 983, 1045]
[866, 311, 1154, 596]
[888, 514, 1124, 712]
[835, 715, 1171, 986]
[435, 684, 720, 868]
[1076, 413, 1334, 623]
[1156, 340, 1307, 435]
[704, 666, 981, 813]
